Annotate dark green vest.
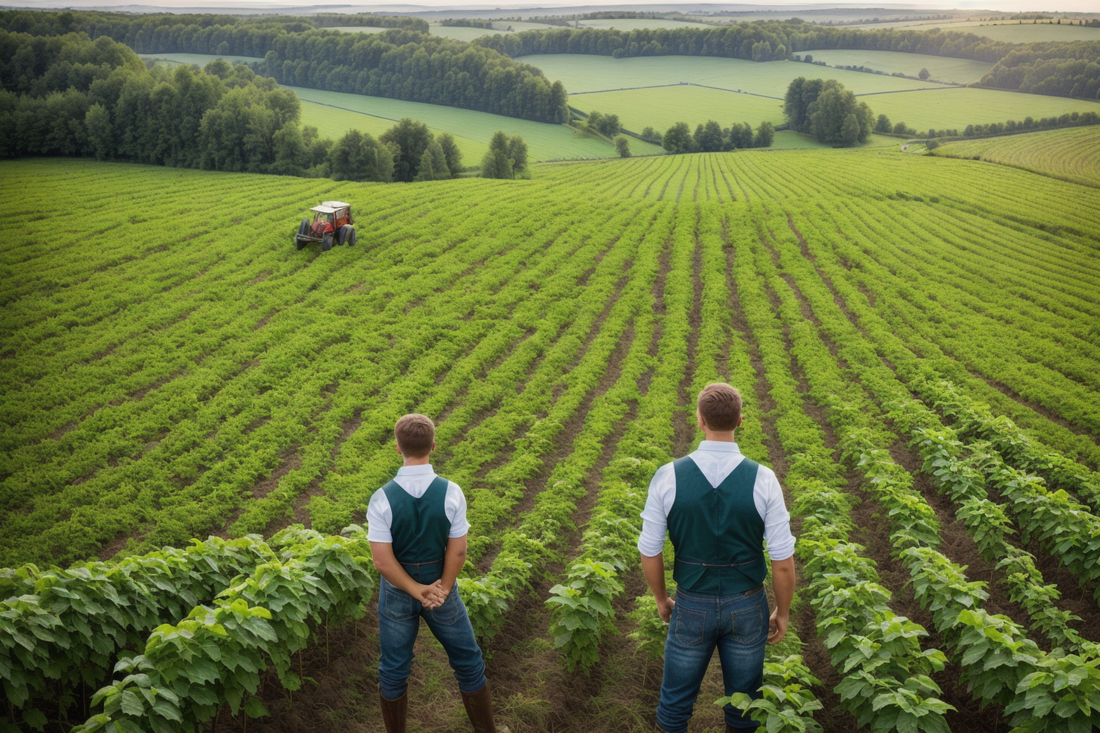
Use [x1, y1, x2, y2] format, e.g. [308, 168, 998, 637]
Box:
[382, 475, 450, 582]
[667, 456, 766, 595]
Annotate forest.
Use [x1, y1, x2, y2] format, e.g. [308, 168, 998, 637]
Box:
[0, 30, 467, 182]
[0, 10, 569, 124]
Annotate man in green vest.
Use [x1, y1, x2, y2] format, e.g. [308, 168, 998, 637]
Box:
[368, 414, 506, 733]
[638, 384, 796, 732]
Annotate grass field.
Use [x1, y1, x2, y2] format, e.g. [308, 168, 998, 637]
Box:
[290, 86, 662, 162]
[865, 87, 1100, 132]
[4, 148, 1100, 733]
[575, 85, 786, 129]
[521, 54, 936, 95]
[575, 18, 714, 31]
[803, 49, 993, 84]
[859, 18, 1100, 42]
[933, 126, 1100, 187]
[427, 20, 561, 41]
[144, 52, 263, 67]
[322, 26, 391, 35]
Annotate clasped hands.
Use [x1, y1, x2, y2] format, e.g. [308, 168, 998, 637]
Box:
[414, 580, 451, 609]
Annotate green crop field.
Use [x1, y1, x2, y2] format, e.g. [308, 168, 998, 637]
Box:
[523, 53, 1099, 134]
[801, 49, 993, 84]
[933, 126, 1100, 187]
[427, 20, 561, 41]
[574, 85, 786, 130]
[575, 18, 715, 31]
[520, 54, 935, 95]
[864, 87, 1100, 132]
[290, 86, 663, 161]
[4, 144, 1100, 733]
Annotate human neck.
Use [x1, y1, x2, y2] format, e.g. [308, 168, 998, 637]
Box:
[402, 455, 432, 467]
[702, 431, 736, 443]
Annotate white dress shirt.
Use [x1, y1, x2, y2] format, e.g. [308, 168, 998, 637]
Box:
[637, 441, 795, 561]
[366, 464, 470, 543]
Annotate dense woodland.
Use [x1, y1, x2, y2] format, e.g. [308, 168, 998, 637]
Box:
[0, 30, 463, 182]
[473, 21, 1100, 100]
[0, 10, 570, 124]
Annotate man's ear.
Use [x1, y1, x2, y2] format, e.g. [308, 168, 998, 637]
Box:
[395, 439, 403, 455]
[737, 415, 743, 428]
[696, 409, 707, 431]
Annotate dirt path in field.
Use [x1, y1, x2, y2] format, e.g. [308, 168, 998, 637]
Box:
[755, 226, 1008, 731]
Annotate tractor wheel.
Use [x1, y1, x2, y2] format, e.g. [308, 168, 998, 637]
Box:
[295, 238, 306, 251]
[322, 233, 333, 252]
[345, 227, 356, 247]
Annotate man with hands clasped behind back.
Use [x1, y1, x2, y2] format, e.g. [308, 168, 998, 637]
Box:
[367, 414, 506, 733]
[639, 384, 797, 733]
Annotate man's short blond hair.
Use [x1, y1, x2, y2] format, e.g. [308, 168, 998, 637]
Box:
[697, 383, 742, 431]
[395, 414, 435, 458]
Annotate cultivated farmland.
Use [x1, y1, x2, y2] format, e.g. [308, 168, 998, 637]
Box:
[799, 49, 993, 84]
[932, 126, 1100, 187]
[3, 145, 1099, 732]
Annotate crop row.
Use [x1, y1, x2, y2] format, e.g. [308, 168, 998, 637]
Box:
[1, 166, 643, 567]
[760, 183, 1100, 470]
[2, 536, 277, 728]
[737, 207, 953, 732]
[461, 205, 671, 640]
[934, 126, 1100, 188]
[747, 198, 1100, 731]
[911, 378, 1100, 512]
[70, 527, 374, 733]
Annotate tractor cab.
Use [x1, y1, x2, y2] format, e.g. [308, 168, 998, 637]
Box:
[294, 201, 356, 251]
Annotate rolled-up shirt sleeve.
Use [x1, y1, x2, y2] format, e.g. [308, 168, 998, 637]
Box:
[755, 468, 796, 561]
[366, 490, 393, 543]
[637, 463, 675, 557]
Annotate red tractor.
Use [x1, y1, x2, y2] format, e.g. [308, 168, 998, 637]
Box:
[294, 201, 356, 251]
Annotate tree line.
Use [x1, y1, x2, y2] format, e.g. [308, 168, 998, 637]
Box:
[473, 21, 1100, 100]
[0, 9, 570, 124]
[0, 29, 478, 183]
[656, 119, 775, 153]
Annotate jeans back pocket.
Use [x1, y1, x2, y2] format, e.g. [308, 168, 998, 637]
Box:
[730, 603, 766, 647]
[380, 583, 418, 621]
[672, 605, 708, 648]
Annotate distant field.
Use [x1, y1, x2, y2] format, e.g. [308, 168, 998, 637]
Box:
[576, 18, 714, 31]
[322, 26, 391, 35]
[856, 19, 1100, 42]
[576, 85, 785, 130]
[521, 55, 941, 95]
[866, 88, 1100, 133]
[288, 86, 665, 162]
[428, 20, 560, 41]
[144, 52, 262, 67]
[804, 50, 993, 84]
[933, 126, 1100, 187]
[521, 54, 1100, 137]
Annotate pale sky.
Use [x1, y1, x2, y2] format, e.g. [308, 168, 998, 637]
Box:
[14, 1, 1100, 14]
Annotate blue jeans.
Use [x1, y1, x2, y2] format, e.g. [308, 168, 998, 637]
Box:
[657, 585, 769, 732]
[376, 573, 487, 700]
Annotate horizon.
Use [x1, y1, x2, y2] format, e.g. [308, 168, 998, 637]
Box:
[8, 1, 1100, 16]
